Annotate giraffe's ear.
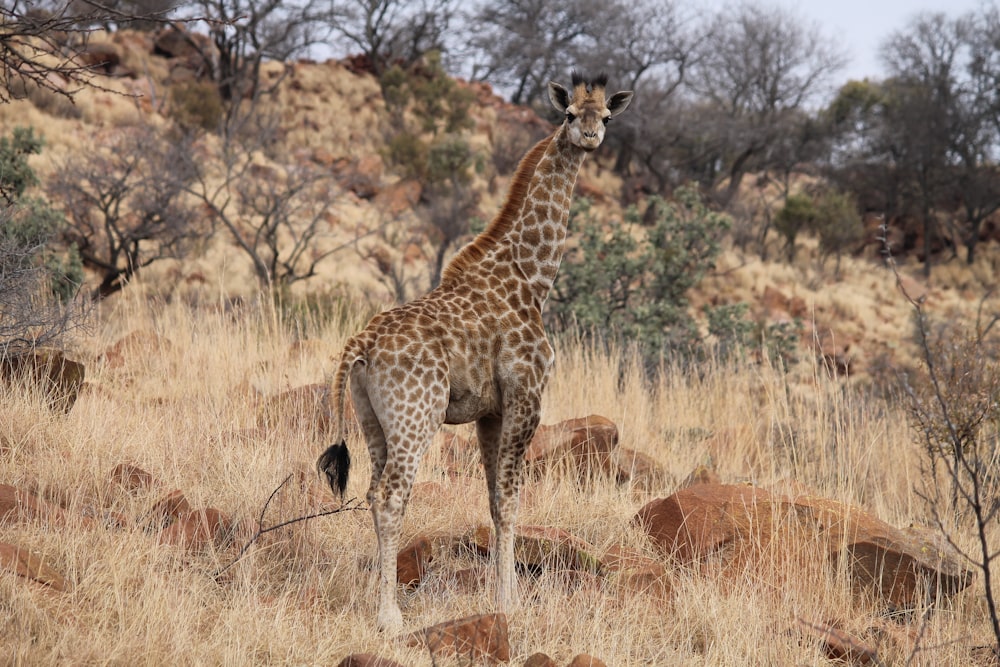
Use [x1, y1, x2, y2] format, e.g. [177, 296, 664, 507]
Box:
[548, 81, 570, 113]
[607, 90, 634, 117]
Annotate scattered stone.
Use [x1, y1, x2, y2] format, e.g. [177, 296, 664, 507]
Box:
[408, 613, 511, 665]
[336, 654, 406, 667]
[109, 463, 157, 493]
[797, 619, 879, 666]
[0, 542, 67, 591]
[397, 536, 432, 588]
[634, 483, 974, 610]
[615, 447, 668, 491]
[0, 349, 85, 412]
[522, 653, 558, 667]
[600, 544, 671, 599]
[567, 655, 609, 667]
[150, 489, 192, 521]
[0, 484, 70, 527]
[469, 524, 602, 576]
[526, 416, 625, 483]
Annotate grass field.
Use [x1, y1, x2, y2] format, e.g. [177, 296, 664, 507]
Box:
[2, 282, 995, 666]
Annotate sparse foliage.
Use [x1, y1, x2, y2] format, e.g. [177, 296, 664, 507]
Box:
[0, 128, 85, 356]
[773, 193, 815, 263]
[50, 126, 203, 299]
[549, 188, 734, 363]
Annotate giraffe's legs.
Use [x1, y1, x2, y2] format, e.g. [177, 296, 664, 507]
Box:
[476, 415, 502, 526]
[362, 370, 446, 632]
[478, 394, 540, 612]
[350, 373, 386, 508]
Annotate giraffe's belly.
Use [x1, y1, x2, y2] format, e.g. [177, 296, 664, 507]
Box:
[444, 385, 497, 424]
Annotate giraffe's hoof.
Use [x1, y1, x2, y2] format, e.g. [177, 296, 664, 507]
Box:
[377, 605, 404, 633]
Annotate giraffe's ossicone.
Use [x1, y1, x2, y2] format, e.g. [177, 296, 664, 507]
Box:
[317, 72, 633, 632]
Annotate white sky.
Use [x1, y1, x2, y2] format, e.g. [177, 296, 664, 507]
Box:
[792, 0, 986, 83]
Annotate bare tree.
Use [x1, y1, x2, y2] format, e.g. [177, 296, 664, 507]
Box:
[50, 126, 203, 299]
[880, 12, 969, 276]
[325, 0, 456, 76]
[175, 0, 328, 132]
[686, 3, 845, 204]
[465, 0, 605, 106]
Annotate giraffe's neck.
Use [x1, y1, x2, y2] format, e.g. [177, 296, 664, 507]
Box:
[508, 128, 586, 305]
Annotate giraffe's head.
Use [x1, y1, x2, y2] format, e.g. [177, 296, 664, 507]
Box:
[548, 72, 633, 152]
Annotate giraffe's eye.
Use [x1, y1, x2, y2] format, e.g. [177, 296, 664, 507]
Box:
[565, 112, 576, 123]
[602, 117, 611, 126]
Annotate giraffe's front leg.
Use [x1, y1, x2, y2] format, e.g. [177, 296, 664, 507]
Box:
[492, 394, 541, 612]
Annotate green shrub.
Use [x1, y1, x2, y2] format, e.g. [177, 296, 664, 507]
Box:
[774, 193, 816, 262]
[814, 189, 864, 276]
[169, 80, 224, 132]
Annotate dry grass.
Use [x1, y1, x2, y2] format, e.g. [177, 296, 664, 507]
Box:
[1, 282, 995, 666]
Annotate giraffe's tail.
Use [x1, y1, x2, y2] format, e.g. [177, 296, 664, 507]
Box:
[317, 336, 366, 499]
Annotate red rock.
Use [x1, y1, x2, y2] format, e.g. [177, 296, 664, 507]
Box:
[336, 654, 405, 667]
[526, 416, 624, 482]
[0, 542, 67, 591]
[567, 655, 609, 667]
[397, 536, 432, 587]
[797, 619, 879, 665]
[102, 331, 171, 369]
[0, 349, 85, 412]
[150, 489, 192, 521]
[615, 447, 667, 490]
[408, 613, 510, 665]
[601, 544, 671, 599]
[109, 463, 157, 492]
[0, 484, 69, 527]
[469, 524, 602, 575]
[522, 653, 558, 667]
[634, 483, 974, 609]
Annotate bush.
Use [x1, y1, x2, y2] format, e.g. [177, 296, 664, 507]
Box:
[814, 189, 863, 276]
[774, 193, 816, 262]
[0, 128, 85, 355]
[169, 80, 224, 132]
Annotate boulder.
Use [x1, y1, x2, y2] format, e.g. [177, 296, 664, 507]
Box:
[797, 619, 879, 666]
[634, 483, 974, 610]
[615, 447, 668, 491]
[1, 349, 85, 412]
[522, 653, 558, 667]
[0, 542, 67, 591]
[109, 462, 157, 493]
[336, 654, 406, 667]
[0, 484, 70, 527]
[526, 416, 626, 483]
[567, 655, 609, 667]
[600, 544, 671, 599]
[408, 613, 510, 665]
[469, 524, 602, 576]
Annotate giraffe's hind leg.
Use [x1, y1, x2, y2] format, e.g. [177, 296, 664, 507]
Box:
[364, 375, 447, 631]
[350, 372, 387, 508]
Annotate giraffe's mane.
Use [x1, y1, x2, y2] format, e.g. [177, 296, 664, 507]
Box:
[440, 133, 554, 285]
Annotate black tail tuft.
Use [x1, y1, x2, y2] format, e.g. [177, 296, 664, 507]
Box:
[317, 441, 351, 499]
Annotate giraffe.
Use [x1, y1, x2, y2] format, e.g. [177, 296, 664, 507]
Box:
[317, 72, 633, 631]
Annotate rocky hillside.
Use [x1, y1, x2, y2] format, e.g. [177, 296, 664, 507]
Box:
[4, 26, 996, 382]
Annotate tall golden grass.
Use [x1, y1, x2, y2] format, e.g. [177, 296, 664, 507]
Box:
[2, 281, 994, 665]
